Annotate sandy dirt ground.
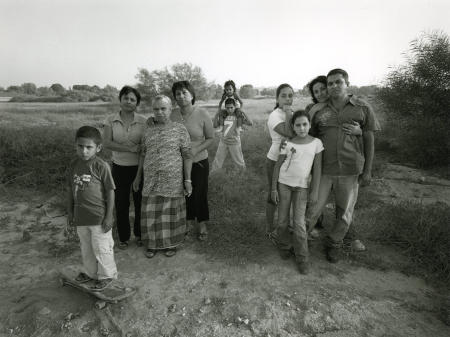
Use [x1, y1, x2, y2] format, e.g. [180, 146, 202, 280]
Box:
[1, 163, 449, 337]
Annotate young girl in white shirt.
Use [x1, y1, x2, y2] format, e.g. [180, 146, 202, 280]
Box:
[270, 110, 323, 274]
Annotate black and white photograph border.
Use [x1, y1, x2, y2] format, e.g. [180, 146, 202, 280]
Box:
[1, 0, 449, 336]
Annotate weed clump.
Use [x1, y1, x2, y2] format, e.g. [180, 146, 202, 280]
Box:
[0, 126, 110, 192]
[366, 201, 450, 283]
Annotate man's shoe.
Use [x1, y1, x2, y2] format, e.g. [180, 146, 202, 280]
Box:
[351, 239, 366, 252]
[326, 246, 340, 263]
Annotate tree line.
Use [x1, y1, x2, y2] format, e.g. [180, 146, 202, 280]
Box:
[1, 30, 448, 170]
[0, 83, 119, 103]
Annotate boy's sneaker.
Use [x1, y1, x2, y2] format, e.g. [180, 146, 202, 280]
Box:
[351, 239, 366, 252]
[90, 278, 113, 292]
[325, 246, 340, 263]
[75, 272, 93, 284]
[297, 261, 309, 275]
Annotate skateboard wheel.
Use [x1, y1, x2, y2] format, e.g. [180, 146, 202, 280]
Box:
[95, 301, 106, 309]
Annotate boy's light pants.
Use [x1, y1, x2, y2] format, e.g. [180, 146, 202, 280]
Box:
[77, 226, 118, 280]
[211, 140, 245, 172]
[307, 175, 359, 247]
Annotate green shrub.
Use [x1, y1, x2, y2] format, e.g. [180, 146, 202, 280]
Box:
[377, 31, 450, 168]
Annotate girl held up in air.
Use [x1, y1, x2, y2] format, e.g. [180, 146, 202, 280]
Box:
[217, 80, 250, 132]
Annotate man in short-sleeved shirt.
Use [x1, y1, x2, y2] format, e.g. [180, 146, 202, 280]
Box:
[308, 68, 380, 263]
[310, 95, 379, 176]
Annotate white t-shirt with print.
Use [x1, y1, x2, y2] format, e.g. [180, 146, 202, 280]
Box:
[278, 138, 324, 188]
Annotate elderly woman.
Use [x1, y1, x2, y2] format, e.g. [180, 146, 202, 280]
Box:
[133, 95, 193, 258]
[170, 81, 214, 241]
[103, 86, 147, 249]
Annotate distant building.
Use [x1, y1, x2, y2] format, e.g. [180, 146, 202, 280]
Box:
[0, 97, 12, 102]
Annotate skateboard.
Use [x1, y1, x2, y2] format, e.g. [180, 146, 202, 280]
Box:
[59, 265, 135, 309]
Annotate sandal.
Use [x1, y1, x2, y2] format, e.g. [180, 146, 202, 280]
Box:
[90, 278, 113, 292]
[136, 238, 143, 247]
[75, 272, 93, 284]
[267, 232, 277, 246]
[145, 249, 156, 258]
[118, 241, 128, 250]
[164, 248, 177, 257]
[198, 232, 208, 241]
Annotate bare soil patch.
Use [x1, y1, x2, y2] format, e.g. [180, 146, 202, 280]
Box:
[0, 163, 449, 337]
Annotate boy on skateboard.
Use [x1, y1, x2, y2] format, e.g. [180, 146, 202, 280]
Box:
[67, 126, 118, 291]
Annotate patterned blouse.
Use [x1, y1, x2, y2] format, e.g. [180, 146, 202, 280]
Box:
[141, 122, 191, 198]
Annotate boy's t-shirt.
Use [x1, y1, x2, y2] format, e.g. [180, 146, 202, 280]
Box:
[278, 138, 324, 188]
[68, 156, 116, 227]
[221, 114, 241, 145]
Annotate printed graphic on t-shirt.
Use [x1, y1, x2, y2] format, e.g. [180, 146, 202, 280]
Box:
[284, 146, 297, 171]
[223, 115, 237, 138]
[223, 119, 234, 137]
[73, 174, 92, 198]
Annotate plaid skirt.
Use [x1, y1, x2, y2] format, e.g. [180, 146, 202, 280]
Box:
[141, 195, 186, 249]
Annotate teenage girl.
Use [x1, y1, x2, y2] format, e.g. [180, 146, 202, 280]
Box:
[266, 83, 295, 234]
[271, 110, 323, 274]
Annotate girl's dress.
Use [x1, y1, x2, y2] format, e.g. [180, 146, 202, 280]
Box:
[140, 122, 191, 250]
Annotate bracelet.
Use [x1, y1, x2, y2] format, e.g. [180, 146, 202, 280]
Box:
[184, 180, 192, 183]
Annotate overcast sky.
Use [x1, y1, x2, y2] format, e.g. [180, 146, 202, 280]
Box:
[1, 0, 448, 89]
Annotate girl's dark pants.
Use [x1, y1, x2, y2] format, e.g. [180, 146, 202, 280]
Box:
[186, 159, 209, 222]
[112, 163, 142, 243]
